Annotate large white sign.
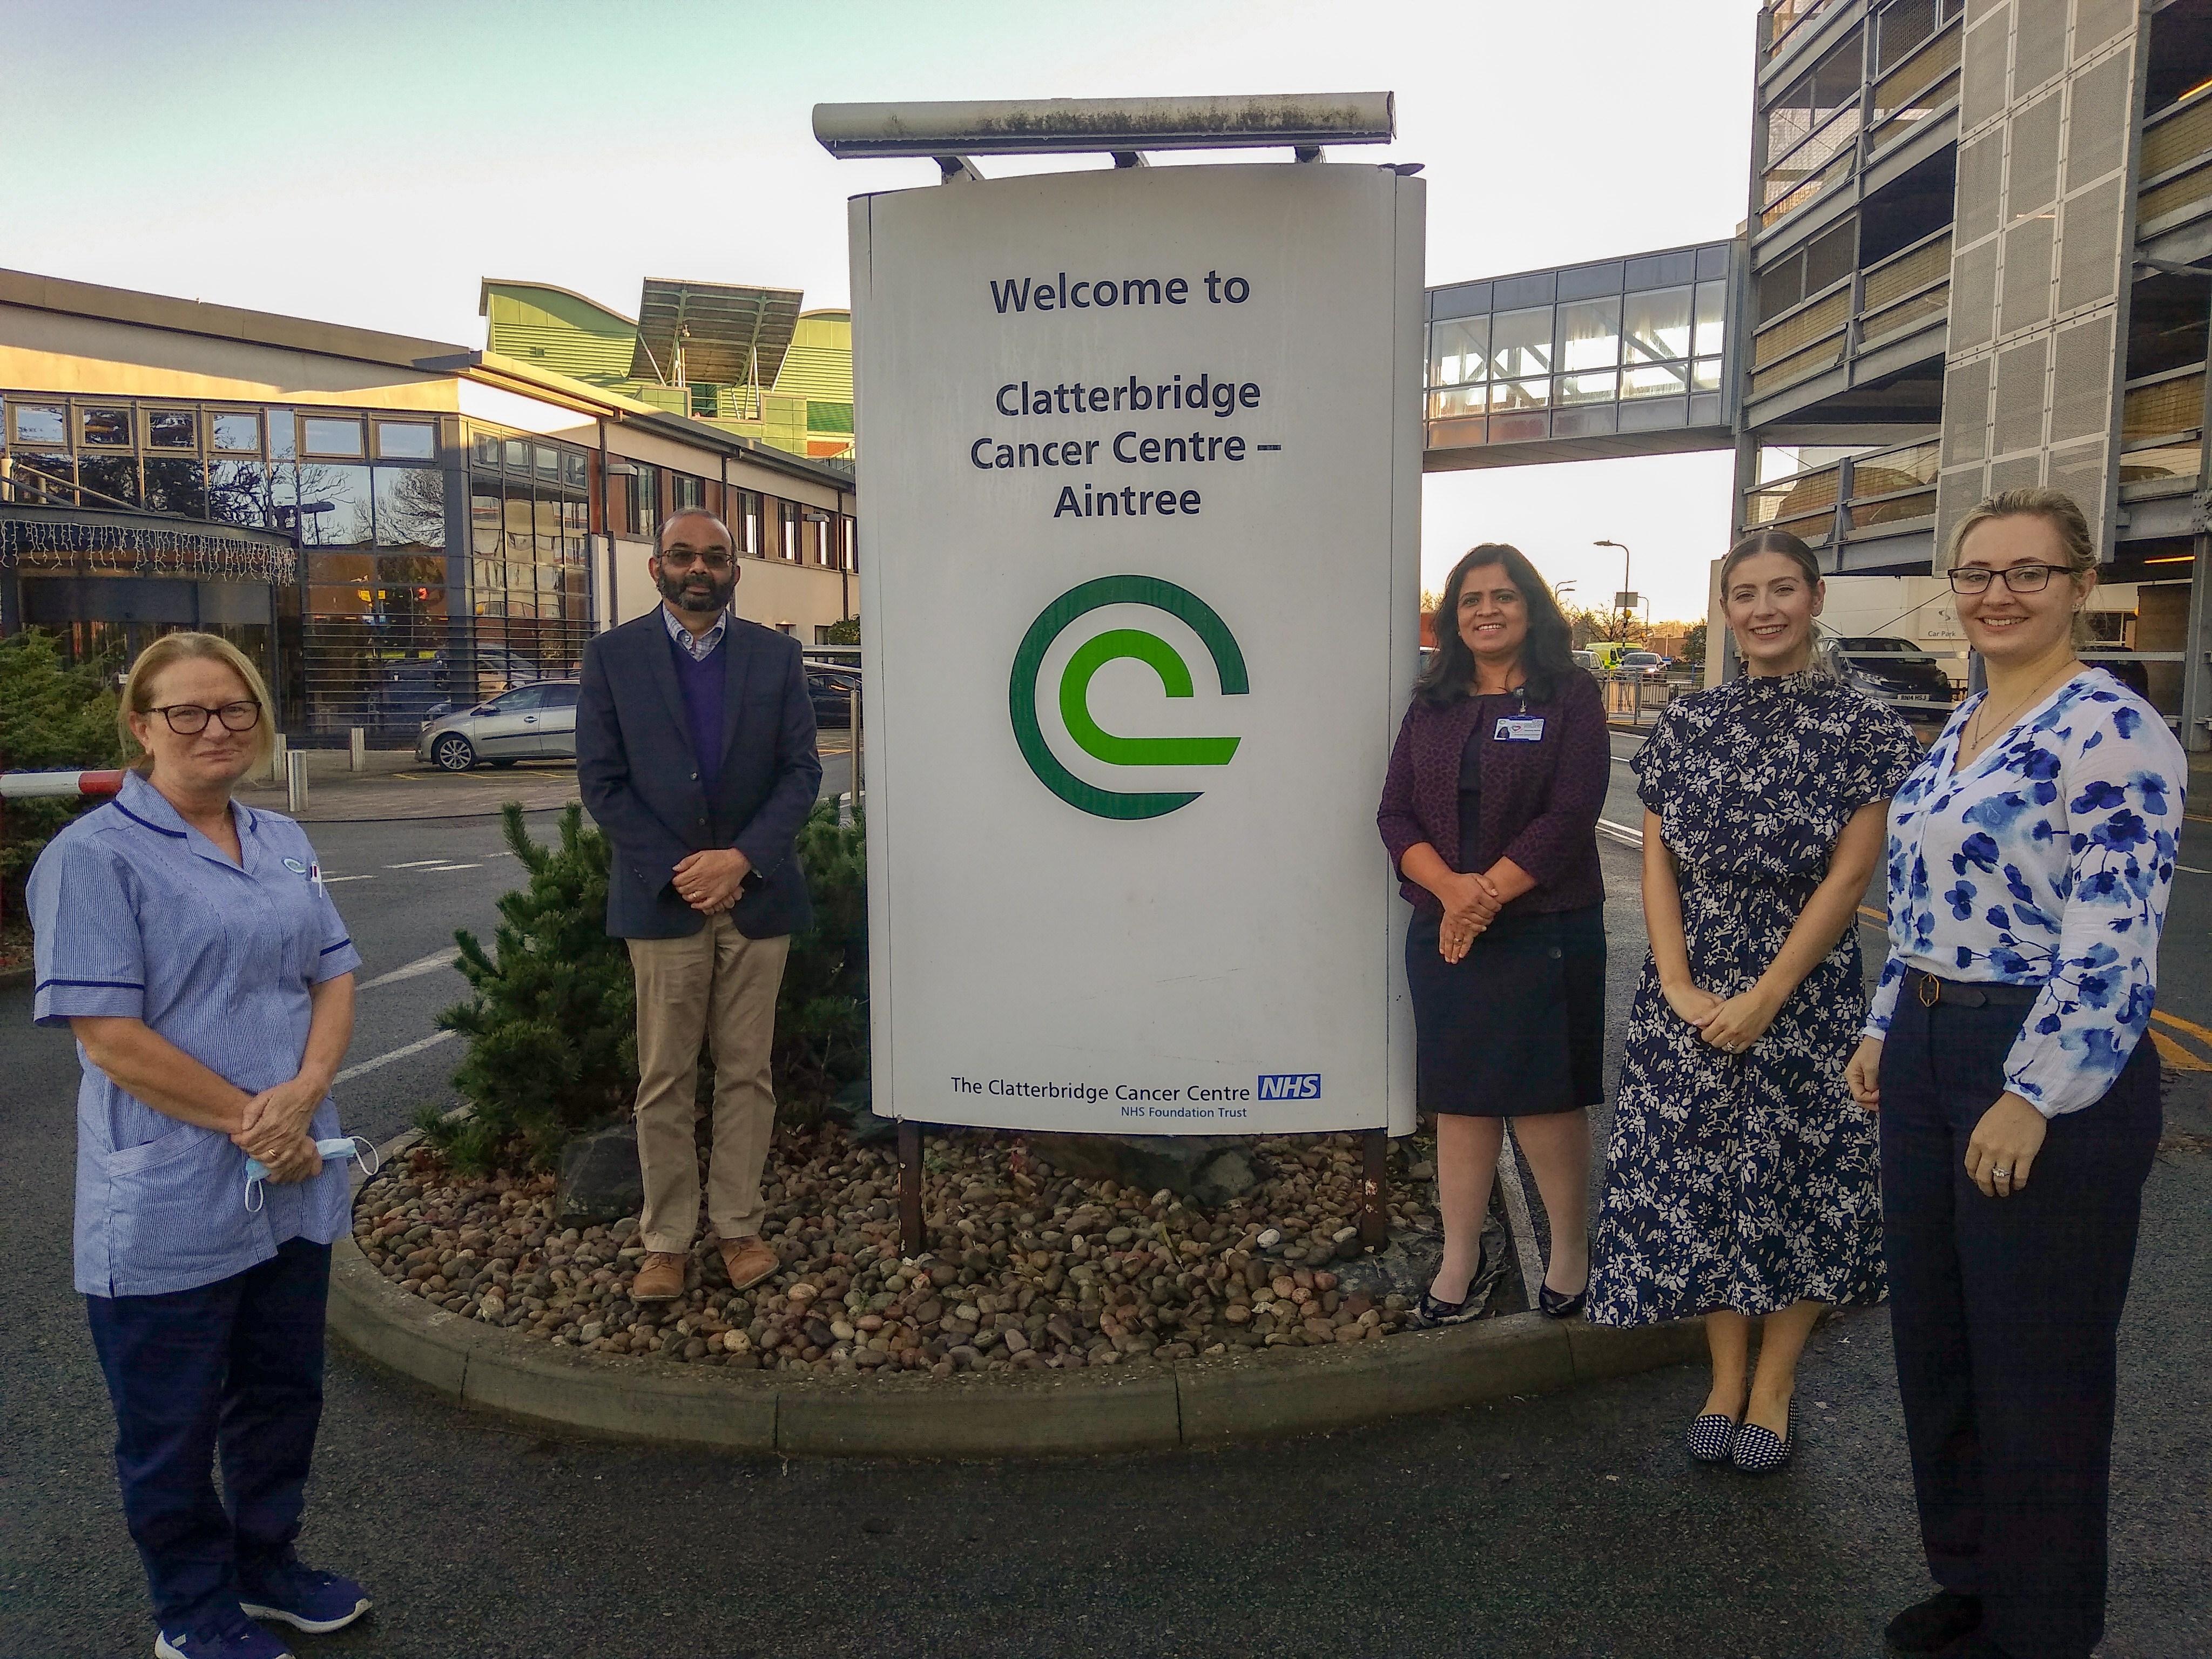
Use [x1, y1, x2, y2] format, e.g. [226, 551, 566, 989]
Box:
[850, 163, 1422, 1137]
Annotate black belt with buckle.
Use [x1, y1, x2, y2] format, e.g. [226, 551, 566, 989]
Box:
[1907, 968, 2042, 1009]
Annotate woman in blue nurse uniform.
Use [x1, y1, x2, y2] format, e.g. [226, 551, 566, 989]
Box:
[29, 632, 371, 1659]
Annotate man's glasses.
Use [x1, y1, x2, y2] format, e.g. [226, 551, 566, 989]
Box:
[660, 550, 734, 575]
[147, 701, 261, 735]
[1946, 564, 2073, 595]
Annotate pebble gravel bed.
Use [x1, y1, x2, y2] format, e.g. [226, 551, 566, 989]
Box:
[350, 1127, 1450, 1378]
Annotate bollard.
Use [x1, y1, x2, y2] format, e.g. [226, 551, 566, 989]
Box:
[285, 750, 309, 816]
[268, 732, 288, 786]
[349, 727, 366, 772]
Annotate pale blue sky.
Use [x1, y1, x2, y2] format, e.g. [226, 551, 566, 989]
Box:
[0, 0, 1762, 619]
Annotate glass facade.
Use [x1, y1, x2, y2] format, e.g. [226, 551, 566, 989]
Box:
[1425, 243, 1733, 453]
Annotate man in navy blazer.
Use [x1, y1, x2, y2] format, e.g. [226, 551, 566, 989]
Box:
[576, 507, 822, 1303]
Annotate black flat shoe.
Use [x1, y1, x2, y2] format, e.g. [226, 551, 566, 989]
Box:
[1536, 1281, 1587, 1319]
[1731, 1397, 1796, 1473]
[1412, 1252, 1487, 1328]
[1883, 1590, 1983, 1657]
[1686, 1411, 1740, 1463]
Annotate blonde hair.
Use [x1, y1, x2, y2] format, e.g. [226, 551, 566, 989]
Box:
[120, 632, 278, 775]
[1945, 487, 2098, 647]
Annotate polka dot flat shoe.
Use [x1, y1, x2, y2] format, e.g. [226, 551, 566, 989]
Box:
[1731, 1398, 1796, 1474]
[1686, 1411, 1741, 1464]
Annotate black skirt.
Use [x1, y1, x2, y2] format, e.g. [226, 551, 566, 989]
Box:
[1406, 902, 1605, 1117]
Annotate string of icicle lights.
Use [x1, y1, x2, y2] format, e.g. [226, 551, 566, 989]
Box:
[0, 518, 298, 584]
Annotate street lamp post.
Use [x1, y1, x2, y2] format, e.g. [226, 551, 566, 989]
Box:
[1594, 539, 1632, 640]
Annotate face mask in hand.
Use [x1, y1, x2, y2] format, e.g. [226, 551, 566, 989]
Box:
[244, 1136, 380, 1213]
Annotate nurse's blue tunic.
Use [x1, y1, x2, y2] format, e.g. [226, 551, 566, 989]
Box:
[29, 771, 362, 1297]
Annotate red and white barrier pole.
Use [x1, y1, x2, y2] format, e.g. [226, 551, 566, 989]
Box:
[0, 770, 126, 800]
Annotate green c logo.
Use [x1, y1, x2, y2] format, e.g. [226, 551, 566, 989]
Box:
[1010, 575, 1249, 820]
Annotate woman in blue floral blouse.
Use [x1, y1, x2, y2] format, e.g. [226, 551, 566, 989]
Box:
[1587, 529, 1919, 1475]
[1847, 489, 2184, 1659]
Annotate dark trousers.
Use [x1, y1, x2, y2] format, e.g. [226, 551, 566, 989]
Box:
[1879, 997, 2160, 1659]
[84, 1239, 330, 1629]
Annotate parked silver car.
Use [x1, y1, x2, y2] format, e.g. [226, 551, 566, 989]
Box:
[416, 680, 579, 771]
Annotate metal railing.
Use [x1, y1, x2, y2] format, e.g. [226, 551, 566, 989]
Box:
[1741, 435, 1943, 543]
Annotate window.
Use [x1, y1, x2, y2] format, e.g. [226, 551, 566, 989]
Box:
[503, 437, 529, 472]
[561, 451, 587, 489]
[1488, 307, 1553, 382]
[1623, 287, 1693, 365]
[80, 407, 133, 448]
[1429, 316, 1489, 388]
[148, 410, 198, 449]
[144, 457, 206, 516]
[7, 402, 64, 447]
[631, 464, 659, 537]
[375, 421, 436, 461]
[266, 409, 297, 460]
[671, 472, 706, 512]
[540, 683, 579, 709]
[301, 416, 363, 458]
[535, 444, 559, 482]
[472, 432, 502, 468]
[778, 498, 801, 561]
[211, 412, 261, 454]
[732, 489, 761, 556]
[494, 684, 548, 712]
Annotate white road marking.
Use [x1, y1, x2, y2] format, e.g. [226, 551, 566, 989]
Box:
[2181, 865, 2209, 875]
[359, 948, 463, 992]
[385, 860, 454, 868]
[423, 863, 482, 871]
[334, 1028, 456, 1085]
[321, 875, 375, 884]
[1597, 818, 1645, 848]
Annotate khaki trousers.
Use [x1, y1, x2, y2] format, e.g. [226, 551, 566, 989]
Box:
[626, 914, 791, 1255]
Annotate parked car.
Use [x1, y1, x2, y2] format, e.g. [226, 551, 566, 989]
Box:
[380, 645, 551, 724]
[807, 664, 862, 729]
[416, 679, 580, 771]
[1822, 634, 1957, 712]
[1616, 650, 1667, 682]
[1572, 648, 1597, 671]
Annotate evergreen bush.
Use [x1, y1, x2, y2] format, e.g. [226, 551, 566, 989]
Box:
[1, 629, 123, 923]
[421, 797, 869, 1172]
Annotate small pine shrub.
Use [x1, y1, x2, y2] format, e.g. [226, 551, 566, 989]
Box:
[426, 797, 870, 1172]
[1, 630, 123, 921]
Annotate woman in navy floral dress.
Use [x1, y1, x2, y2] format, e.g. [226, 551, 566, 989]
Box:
[1847, 490, 2184, 1659]
[1588, 529, 1919, 1473]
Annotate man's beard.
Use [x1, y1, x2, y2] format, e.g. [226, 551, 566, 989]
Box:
[658, 569, 734, 613]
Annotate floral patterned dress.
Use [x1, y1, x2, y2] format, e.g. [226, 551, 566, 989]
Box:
[1588, 670, 1921, 1326]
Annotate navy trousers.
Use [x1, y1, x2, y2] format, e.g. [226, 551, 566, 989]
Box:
[84, 1239, 330, 1629]
[1879, 996, 2160, 1659]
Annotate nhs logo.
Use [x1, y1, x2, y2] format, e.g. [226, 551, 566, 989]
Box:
[1256, 1074, 1322, 1101]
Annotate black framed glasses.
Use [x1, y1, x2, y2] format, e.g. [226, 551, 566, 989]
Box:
[1947, 564, 2073, 594]
[148, 701, 261, 734]
[659, 549, 734, 574]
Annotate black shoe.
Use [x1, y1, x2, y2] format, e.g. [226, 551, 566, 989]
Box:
[1730, 1397, 1795, 1473]
[1412, 1252, 1487, 1328]
[1536, 1280, 1587, 1319]
[1685, 1410, 1740, 1463]
[1883, 1591, 1983, 1657]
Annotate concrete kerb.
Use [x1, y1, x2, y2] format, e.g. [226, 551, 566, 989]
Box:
[329, 1129, 1708, 1458]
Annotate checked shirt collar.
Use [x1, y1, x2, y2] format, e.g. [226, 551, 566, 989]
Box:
[662, 603, 729, 663]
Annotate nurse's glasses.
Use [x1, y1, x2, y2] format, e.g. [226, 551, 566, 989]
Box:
[146, 700, 262, 734]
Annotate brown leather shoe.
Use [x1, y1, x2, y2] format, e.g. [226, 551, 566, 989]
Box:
[719, 1237, 779, 1290]
[631, 1251, 686, 1301]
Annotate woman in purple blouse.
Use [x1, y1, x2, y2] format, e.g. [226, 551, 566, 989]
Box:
[1378, 544, 1609, 1327]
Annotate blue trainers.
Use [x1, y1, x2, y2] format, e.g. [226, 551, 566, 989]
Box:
[238, 1556, 371, 1635]
[154, 1607, 295, 1658]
